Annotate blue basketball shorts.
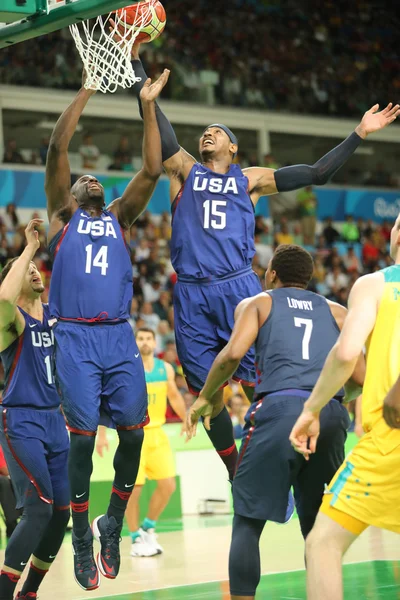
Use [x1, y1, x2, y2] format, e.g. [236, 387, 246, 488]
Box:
[174, 267, 262, 393]
[54, 320, 148, 434]
[0, 406, 70, 509]
[233, 390, 349, 528]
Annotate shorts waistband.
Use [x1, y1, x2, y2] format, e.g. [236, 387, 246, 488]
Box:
[177, 265, 253, 285]
[56, 317, 128, 326]
[257, 389, 343, 403]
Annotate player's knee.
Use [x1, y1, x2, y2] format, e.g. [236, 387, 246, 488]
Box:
[24, 499, 54, 531]
[54, 505, 71, 529]
[117, 428, 144, 452]
[69, 432, 96, 462]
[158, 477, 176, 497]
[305, 523, 326, 558]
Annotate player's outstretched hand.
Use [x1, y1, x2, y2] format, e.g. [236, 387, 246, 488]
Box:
[25, 219, 43, 250]
[356, 103, 400, 138]
[289, 409, 321, 460]
[140, 70, 170, 103]
[383, 384, 400, 429]
[186, 395, 213, 441]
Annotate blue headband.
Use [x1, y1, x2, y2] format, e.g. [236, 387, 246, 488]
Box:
[204, 123, 238, 157]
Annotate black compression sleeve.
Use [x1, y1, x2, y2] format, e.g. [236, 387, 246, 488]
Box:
[274, 131, 362, 192]
[131, 59, 180, 162]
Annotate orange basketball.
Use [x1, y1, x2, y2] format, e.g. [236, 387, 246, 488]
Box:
[116, 1, 166, 44]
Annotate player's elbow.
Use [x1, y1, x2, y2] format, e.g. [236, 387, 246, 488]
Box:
[335, 344, 358, 365]
[311, 165, 329, 186]
[225, 345, 244, 363]
[142, 166, 163, 181]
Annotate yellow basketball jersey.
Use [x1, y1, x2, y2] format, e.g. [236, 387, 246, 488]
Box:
[362, 265, 400, 452]
[145, 358, 168, 429]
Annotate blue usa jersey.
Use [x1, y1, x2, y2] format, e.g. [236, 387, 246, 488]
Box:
[255, 288, 344, 398]
[1, 304, 60, 409]
[170, 163, 255, 279]
[49, 209, 132, 321]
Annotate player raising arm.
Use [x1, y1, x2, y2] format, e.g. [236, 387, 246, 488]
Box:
[185, 245, 364, 600]
[45, 72, 169, 591]
[130, 44, 399, 488]
[0, 221, 70, 600]
[289, 214, 400, 600]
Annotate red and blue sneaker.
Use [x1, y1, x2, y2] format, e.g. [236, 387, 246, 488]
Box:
[15, 594, 37, 599]
[92, 514, 122, 579]
[72, 527, 100, 591]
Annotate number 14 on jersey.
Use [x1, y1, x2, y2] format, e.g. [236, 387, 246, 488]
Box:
[85, 244, 108, 276]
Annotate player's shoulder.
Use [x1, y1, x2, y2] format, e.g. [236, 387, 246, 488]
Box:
[351, 271, 385, 296]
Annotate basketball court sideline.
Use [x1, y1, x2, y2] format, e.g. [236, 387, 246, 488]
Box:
[1, 517, 397, 599]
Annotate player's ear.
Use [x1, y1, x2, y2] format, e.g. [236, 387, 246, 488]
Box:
[230, 143, 238, 156]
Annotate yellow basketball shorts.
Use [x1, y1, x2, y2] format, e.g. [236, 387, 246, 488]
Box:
[321, 419, 400, 535]
[135, 427, 176, 486]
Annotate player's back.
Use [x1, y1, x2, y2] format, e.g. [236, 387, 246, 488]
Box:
[363, 265, 400, 447]
[145, 358, 168, 429]
[170, 163, 255, 279]
[255, 287, 343, 397]
[48, 209, 133, 321]
[0, 304, 60, 409]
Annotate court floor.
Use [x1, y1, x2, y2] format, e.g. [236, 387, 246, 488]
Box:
[2, 516, 399, 599]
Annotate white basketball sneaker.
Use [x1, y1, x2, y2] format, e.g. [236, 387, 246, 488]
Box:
[130, 528, 160, 557]
[143, 528, 163, 555]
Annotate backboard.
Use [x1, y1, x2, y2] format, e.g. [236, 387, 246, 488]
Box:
[0, 0, 133, 48]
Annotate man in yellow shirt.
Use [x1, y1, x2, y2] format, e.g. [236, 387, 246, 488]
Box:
[97, 328, 186, 557]
[290, 213, 400, 600]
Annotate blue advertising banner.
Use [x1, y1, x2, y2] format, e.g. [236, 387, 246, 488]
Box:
[0, 168, 399, 222]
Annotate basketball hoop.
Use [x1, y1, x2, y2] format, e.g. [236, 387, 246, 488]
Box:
[69, 3, 152, 94]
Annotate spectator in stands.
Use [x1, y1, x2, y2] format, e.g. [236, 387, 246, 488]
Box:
[140, 301, 160, 331]
[343, 246, 362, 274]
[322, 217, 340, 247]
[143, 277, 162, 303]
[153, 290, 171, 321]
[380, 220, 392, 243]
[254, 234, 273, 269]
[325, 264, 349, 298]
[341, 215, 360, 242]
[79, 133, 100, 170]
[135, 238, 150, 262]
[362, 234, 380, 269]
[263, 154, 280, 169]
[108, 156, 123, 171]
[3, 139, 24, 164]
[297, 186, 317, 244]
[112, 135, 133, 171]
[275, 222, 293, 245]
[1, 203, 19, 233]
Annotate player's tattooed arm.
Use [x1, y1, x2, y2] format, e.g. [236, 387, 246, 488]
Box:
[45, 72, 95, 223]
[115, 71, 168, 229]
[245, 103, 400, 204]
[0, 219, 42, 351]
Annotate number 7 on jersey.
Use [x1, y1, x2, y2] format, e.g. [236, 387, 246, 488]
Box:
[294, 317, 313, 360]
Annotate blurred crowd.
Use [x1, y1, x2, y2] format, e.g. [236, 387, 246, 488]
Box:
[0, 200, 392, 428]
[1, 1, 399, 118]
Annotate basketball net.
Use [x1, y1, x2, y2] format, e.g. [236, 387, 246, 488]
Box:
[69, 4, 152, 94]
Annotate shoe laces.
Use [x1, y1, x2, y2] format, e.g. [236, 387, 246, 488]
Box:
[104, 522, 122, 560]
[75, 537, 97, 573]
